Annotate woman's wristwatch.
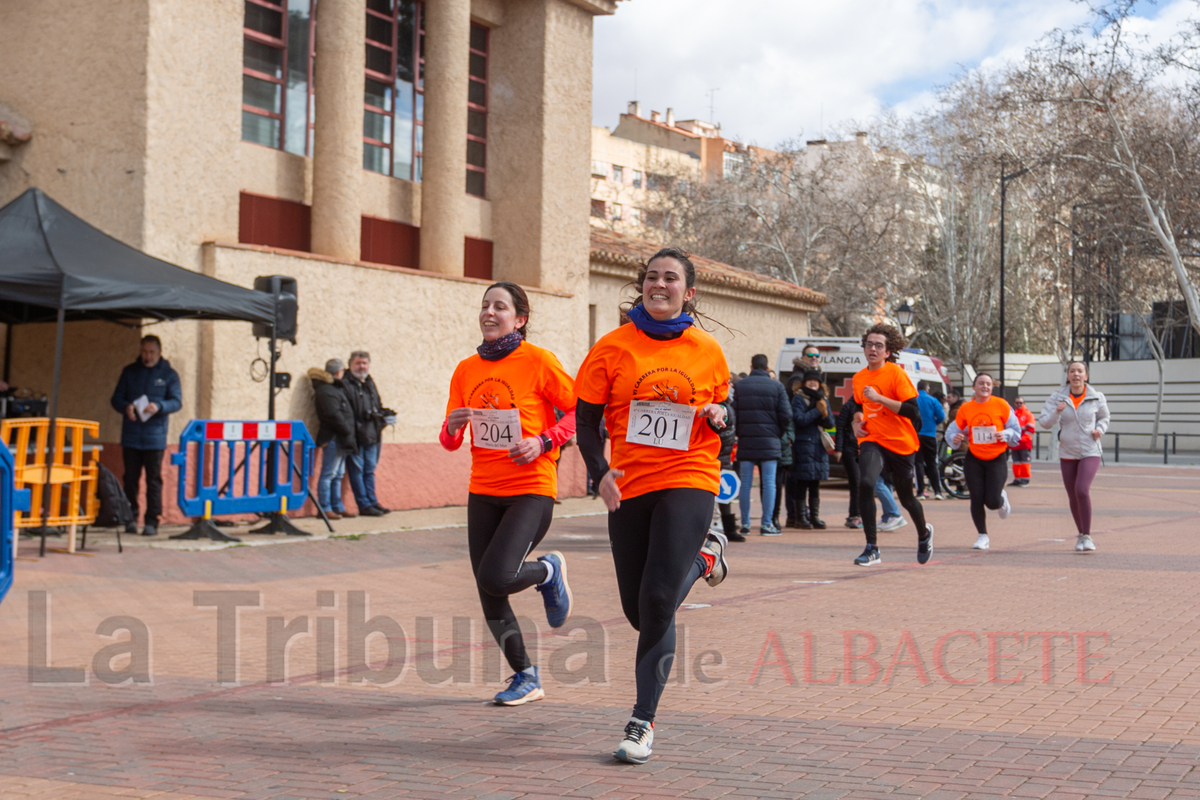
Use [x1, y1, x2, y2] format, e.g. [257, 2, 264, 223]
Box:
[539, 433, 553, 453]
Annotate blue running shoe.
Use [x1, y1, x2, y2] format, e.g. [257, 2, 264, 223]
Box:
[493, 666, 544, 706]
[535, 551, 572, 628]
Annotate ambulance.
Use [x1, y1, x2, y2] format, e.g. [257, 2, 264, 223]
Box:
[777, 336, 951, 416]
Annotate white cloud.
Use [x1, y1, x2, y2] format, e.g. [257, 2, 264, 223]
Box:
[593, 0, 1196, 148]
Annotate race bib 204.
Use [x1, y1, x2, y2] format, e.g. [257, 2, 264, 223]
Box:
[471, 407, 521, 450]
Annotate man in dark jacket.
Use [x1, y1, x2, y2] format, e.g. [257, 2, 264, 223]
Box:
[712, 394, 743, 541]
[109, 335, 182, 536]
[733, 354, 791, 535]
[310, 359, 358, 519]
[343, 350, 389, 516]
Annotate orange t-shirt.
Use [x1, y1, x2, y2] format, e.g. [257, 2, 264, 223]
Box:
[954, 396, 1013, 460]
[445, 341, 576, 498]
[1070, 391, 1085, 409]
[853, 361, 919, 455]
[574, 323, 730, 499]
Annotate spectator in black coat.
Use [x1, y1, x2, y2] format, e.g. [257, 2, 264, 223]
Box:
[310, 359, 358, 519]
[343, 351, 390, 516]
[792, 369, 833, 529]
[733, 354, 791, 535]
[109, 335, 182, 536]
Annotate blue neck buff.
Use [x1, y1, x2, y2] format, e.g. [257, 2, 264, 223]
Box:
[477, 331, 524, 361]
[627, 303, 693, 336]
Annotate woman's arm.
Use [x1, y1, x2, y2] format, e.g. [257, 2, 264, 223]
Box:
[575, 400, 609, 481]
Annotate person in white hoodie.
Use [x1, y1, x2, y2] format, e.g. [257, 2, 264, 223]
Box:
[1038, 361, 1110, 552]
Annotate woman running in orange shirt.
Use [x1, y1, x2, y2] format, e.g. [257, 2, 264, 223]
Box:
[944, 373, 1022, 550]
[575, 248, 730, 765]
[441, 281, 577, 707]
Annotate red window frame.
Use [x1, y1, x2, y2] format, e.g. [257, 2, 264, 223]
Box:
[242, 0, 315, 154]
[363, 1, 397, 173]
[363, 1, 424, 178]
[243, 0, 287, 148]
[466, 23, 488, 197]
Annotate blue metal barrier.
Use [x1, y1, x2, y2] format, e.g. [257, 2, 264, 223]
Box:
[0, 444, 32, 605]
[170, 420, 314, 542]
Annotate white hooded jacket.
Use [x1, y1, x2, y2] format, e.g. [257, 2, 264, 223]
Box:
[1038, 381, 1110, 460]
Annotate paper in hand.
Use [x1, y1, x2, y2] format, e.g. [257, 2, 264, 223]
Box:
[133, 395, 153, 422]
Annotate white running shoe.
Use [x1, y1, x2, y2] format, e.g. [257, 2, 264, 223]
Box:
[1079, 534, 1096, 552]
[879, 516, 907, 532]
[973, 533, 990, 550]
[998, 490, 1011, 520]
[614, 717, 654, 764]
[1075, 534, 1086, 551]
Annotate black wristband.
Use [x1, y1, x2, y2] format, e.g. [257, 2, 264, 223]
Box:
[539, 433, 552, 453]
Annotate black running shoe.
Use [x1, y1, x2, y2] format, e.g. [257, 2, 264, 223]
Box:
[917, 524, 934, 565]
[854, 545, 881, 566]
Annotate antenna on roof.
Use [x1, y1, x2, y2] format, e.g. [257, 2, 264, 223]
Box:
[707, 87, 720, 124]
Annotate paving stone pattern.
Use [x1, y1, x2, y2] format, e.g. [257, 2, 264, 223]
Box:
[0, 464, 1198, 798]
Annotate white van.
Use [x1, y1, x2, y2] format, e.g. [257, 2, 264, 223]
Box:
[776, 336, 952, 417]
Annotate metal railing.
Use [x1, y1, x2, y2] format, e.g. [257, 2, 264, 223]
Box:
[1033, 431, 1200, 464]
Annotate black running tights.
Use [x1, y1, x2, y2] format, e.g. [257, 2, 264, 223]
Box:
[965, 451, 1008, 534]
[609, 487, 714, 722]
[857, 442, 927, 547]
[467, 493, 554, 674]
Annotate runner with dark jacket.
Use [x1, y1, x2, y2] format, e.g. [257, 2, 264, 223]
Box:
[835, 397, 862, 529]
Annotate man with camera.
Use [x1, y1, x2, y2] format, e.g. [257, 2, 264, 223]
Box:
[342, 350, 392, 517]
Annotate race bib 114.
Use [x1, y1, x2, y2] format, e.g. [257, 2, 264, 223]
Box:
[971, 426, 998, 445]
[626, 400, 695, 451]
[471, 407, 521, 450]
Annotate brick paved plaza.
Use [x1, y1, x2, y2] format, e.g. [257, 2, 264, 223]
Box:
[1, 462, 1198, 799]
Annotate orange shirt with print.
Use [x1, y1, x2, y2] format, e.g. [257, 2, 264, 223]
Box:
[445, 341, 576, 498]
[954, 396, 1013, 460]
[575, 323, 730, 499]
[853, 361, 919, 455]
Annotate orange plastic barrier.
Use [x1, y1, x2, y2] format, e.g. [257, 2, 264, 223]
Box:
[0, 418, 100, 552]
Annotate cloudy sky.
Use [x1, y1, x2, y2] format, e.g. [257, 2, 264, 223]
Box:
[592, 0, 1198, 148]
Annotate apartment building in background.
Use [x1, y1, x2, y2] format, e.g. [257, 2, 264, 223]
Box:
[590, 101, 780, 237]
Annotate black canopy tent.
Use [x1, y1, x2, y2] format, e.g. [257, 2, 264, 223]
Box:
[0, 188, 277, 554]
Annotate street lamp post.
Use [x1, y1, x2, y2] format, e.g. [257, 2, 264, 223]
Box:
[895, 301, 914, 337]
[999, 157, 1031, 398]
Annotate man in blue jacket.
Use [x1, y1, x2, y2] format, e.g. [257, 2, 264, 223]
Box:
[915, 380, 945, 499]
[110, 335, 182, 536]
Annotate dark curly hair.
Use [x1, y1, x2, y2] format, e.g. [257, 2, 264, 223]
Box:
[861, 322, 906, 363]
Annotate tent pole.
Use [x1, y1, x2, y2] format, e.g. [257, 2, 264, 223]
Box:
[39, 308, 65, 557]
[3, 321, 11, 384]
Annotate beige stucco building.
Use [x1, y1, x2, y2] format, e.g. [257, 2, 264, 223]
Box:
[0, 0, 824, 519]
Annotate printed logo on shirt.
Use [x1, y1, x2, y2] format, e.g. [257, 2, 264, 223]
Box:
[468, 377, 517, 409]
[632, 367, 698, 405]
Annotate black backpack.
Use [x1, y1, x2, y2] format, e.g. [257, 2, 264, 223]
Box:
[94, 463, 135, 528]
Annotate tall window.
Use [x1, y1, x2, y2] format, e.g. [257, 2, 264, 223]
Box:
[242, 0, 315, 155]
[364, 0, 424, 179]
[466, 23, 488, 197]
